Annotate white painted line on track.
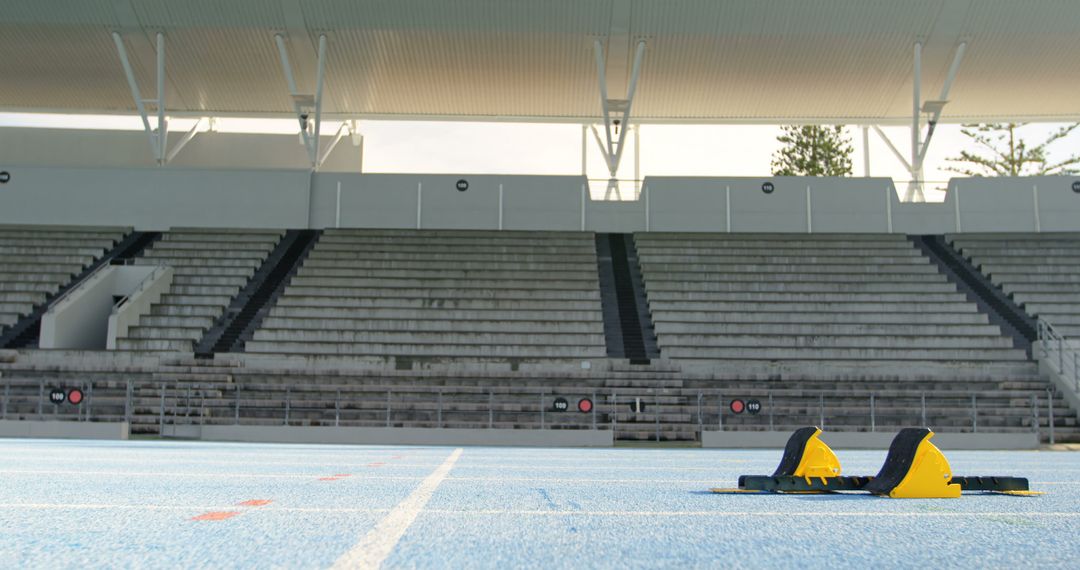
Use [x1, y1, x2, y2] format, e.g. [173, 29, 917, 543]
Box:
[0, 470, 719, 484]
[331, 448, 463, 570]
[0, 470, 426, 480]
[0, 503, 393, 514]
[420, 510, 1080, 518]
[0, 456, 747, 471]
[2, 503, 1077, 519]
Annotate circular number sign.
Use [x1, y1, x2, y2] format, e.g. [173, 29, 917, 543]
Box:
[49, 388, 66, 404]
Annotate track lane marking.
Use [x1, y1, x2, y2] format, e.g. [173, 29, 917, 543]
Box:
[330, 448, 463, 570]
[191, 511, 240, 521]
[4, 503, 1077, 519]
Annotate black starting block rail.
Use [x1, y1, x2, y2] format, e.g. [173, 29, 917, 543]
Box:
[737, 474, 1029, 493]
[738, 475, 872, 493]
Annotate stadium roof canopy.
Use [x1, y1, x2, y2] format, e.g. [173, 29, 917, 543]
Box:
[2, 0, 1080, 124]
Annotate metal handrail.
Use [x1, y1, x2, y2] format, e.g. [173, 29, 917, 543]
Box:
[1038, 318, 1079, 392]
[112, 264, 168, 312]
[44, 263, 111, 311]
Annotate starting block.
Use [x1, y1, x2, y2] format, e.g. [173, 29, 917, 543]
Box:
[712, 427, 1037, 498]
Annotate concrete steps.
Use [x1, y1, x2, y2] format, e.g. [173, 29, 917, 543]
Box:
[113, 229, 284, 353]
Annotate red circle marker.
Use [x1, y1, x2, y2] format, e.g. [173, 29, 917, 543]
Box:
[67, 389, 84, 405]
[578, 398, 593, 413]
[729, 399, 745, 414]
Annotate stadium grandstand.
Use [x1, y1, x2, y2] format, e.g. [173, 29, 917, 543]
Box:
[1, 1, 1080, 567]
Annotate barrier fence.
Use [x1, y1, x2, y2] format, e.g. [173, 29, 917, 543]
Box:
[0, 378, 1057, 442]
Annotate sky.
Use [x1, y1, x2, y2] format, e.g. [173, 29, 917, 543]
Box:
[2, 113, 1078, 203]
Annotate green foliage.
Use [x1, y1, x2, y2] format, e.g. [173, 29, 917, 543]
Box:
[946, 123, 1080, 176]
[771, 125, 853, 177]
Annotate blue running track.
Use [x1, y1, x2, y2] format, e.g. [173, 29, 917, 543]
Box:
[0, 439, 1078, 569]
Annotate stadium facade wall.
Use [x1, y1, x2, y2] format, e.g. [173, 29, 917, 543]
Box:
[0, 127, 360, 171]
[1, 164, 1078, 233]
[0, 166, 311, 229]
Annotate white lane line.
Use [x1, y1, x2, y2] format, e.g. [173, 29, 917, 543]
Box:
[331, 448, 463, 570]
[422, 510, 1080, 518]
[0, 470, 425, 480]
[0, 470, 714, 484]
[0, 503, 393, 514]
[1, 457, 745, 471]
[2, 503, 1077, 519]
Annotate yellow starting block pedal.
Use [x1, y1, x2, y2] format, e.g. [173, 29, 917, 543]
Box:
[864, 428, 959, 498]
[772, 426, 842, 484]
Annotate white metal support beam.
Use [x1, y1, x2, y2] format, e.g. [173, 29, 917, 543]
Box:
[871, 40, 966, 202]
[592, 38, 646, 195]
[275, 33, 328, 170]
[165, 117, 206, 164]
[917, 41, 967, 166]
[317, 121, 356, 169]
[112, 31, 169, 166]
[872, 126, 913, 173]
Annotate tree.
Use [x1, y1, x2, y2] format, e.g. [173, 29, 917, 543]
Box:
[946, 123, 1080, 176]
[771, 125, 853, 176]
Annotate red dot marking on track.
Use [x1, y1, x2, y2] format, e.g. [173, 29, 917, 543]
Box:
[191, 511, 241, 521]
[237, 500, 272, 507]
[367, 462, 386, 468]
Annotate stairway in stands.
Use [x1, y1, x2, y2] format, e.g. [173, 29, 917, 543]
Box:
[1, 230, 160, 349]
[912, 235, 1037, 354]
[196, 230, 320, 355]
[595, 233, 659, 363]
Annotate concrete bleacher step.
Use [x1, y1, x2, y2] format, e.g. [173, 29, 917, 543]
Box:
[643, 291, 968, 303]
[654, 322, 1004, 336]
[651, 311, 993, 325]
[657, 334, 1016, 350]
[640, 263, 942, 275]
[306, 252, 598, 264]
[251, 330, 606, 346]
[640, 271, 949, 284]
[243, 340, 607, 358]
[301, 259, 598, 271]
[644, 281, 959, 294]
[271, 297, 600, 311]
[259, 317, 604, 334]
[155, 294, 236, 308]
[116, 339, 196, 352]
[0, 272, 79, 283]
[278, 288, 600, 301]
[663, 347, 1029, 361]
[268, 307, 601, 321]
[288, 276, 596, 290]
[647, 300, 979, 313]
